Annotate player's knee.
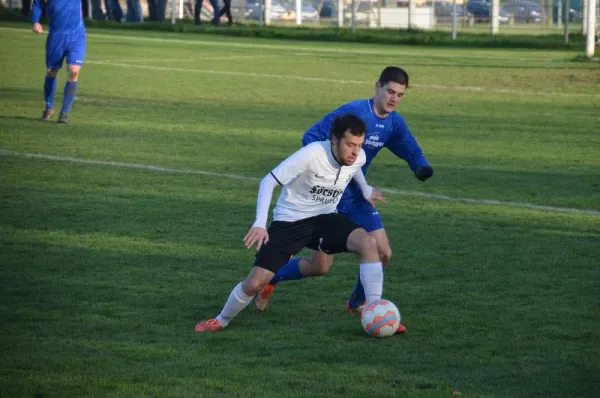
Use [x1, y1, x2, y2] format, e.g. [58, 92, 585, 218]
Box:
[310, 257, 332, 276]
[67, 69, 80, 82]
[241, 268, 273, 295]
[358, 233, 378, 257]
[242, 277, 266, 296]
[46, 69, 59, 78]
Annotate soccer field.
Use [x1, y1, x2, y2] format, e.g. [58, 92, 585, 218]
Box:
[0, 23, 599, 397]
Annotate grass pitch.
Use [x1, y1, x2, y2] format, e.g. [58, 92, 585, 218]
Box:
[0, 24, 599, 397]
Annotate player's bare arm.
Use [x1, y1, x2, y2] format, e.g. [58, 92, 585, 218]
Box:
[352, 169, 385, 207]
[366, 188, 385, 207]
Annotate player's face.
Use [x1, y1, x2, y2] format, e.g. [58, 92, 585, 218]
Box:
[374, 81, 406, 116]
[332, 131, 365, 166]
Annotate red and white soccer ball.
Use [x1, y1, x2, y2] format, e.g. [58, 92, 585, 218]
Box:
[361, 299, 401, 337]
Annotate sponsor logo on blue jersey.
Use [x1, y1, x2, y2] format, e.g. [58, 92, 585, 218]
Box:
[364, 134, 384, 149]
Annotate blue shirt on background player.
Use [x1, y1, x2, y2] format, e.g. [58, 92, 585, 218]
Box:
[254, 67, 434, 331]
[32, 0, 86, 123]
[302, 97, 430, 231]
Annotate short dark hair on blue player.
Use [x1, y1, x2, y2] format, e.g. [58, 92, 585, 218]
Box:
[378, 66, 409, 88]
[330, 114, 366, 140]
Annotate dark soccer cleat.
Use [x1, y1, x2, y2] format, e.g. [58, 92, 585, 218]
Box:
[57, 113, 68, 124]
[41, 109, 55, 121]
[255, 284, 275, 312]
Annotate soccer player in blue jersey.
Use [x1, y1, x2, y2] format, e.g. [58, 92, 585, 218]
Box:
[32, 0, 86, 123]
[255, 67, 434, 329]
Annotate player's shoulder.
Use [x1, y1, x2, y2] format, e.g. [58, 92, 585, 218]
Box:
[388, 111, 409, 132]
[390, 110, 406, 123]
[346, 99, 370, 108]
[337, 99, 371, 114]
[303, 141, 329, 155]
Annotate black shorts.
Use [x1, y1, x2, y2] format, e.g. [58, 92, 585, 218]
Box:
[254, 213, 361, 273]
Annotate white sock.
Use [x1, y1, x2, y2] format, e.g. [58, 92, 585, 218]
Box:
[360, 261, 383, 304]
[215, 282, 254, 327]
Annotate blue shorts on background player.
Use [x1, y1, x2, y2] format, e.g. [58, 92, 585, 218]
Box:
[32, 0, 86, 124]
[254, 67, 434, 332]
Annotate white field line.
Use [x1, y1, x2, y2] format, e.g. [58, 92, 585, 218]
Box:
[2, 149, 599, 217]
[0, 26, 561, 62]
[84, 60, 600, 98]
[3, 26, 596, 98]
[109, 54, 284, 63]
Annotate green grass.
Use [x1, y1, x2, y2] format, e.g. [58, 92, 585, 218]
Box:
[0, 10, 592, 51]
[1, 23, 599, 397]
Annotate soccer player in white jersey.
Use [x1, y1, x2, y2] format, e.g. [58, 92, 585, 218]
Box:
[195, 114, 386, 332]
[255, 67, 432, 329]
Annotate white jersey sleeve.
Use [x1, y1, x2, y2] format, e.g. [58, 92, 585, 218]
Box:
[352, 168, 373, 200]
[269, 144, 318, 186]
[252, 174, 280, 229]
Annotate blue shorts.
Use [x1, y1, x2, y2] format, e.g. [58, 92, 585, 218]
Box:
[46, 31, 86, 69]
[338, 200, 384, 233]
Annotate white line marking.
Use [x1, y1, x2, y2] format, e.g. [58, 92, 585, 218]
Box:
[379, 188, 600, 217]
[0, 26, 565, 62]
[1, 150, 598, 217]
[86, 60, 357, 82]
[83, 60, 600, 98]
[3, 26, 596, 98]
[107, 54, 282, 63]
[83, 34, 561, 62]
[0, 150, 254, 181]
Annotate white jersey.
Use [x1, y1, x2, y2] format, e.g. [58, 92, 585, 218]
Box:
[269, 141, 367, 223]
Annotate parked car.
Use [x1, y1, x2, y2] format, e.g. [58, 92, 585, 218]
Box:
[433, 1, 471, 23]
[503, 0, 543, 23]
[247, 1, 321, 21]
[466, 0, 511, 24]
[246, 1, 288, 20]
[552, 4, 583, 23]
[298, 4, 320, 20]
[317, 0, 335, 18]
[282, 3, 321, 21]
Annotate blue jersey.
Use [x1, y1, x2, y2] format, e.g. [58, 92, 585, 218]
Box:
[302, 99, 430, 212]
[32, 0, 85, 36]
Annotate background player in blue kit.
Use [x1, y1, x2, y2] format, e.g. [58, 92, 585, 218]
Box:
[32, 0, 86, 123]
[255, 67, 434, 326]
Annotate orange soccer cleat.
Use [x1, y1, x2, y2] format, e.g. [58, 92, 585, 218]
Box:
[395, 324, 407, 335]
[194, 318, 224, 333]
[254, 284, 276, 312]
[345, 300, 367, 313]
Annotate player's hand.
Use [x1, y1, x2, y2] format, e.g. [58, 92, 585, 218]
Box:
[32, 23, 44, 34]
[244, 227, 269, 251]
[366, 188, 385, 207]
[414, 166, 434, 182]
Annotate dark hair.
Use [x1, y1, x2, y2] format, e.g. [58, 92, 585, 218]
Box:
[330, 114, 366, 141]
[378, 66, 409, 88]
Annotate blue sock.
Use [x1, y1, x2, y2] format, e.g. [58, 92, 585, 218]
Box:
[348, 272, 366, 308]
[44, 76, 57, 110]
[60, 81, 78, 114]
[269, 257, 304, 285]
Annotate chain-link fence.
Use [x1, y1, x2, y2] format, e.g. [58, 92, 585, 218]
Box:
[4, 0, 599, 36]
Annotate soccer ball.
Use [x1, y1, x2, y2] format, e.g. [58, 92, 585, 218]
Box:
[361, 299, 401, 337]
